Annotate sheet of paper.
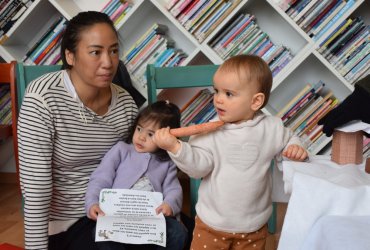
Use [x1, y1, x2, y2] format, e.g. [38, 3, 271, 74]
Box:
[336, 120, 370, 133]
[95, 189, 166, 247]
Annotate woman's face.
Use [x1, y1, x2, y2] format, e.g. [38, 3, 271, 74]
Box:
[66, 23, 119, 89]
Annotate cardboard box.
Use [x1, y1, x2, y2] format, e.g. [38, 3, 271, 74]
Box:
[331, 131, 363, 165]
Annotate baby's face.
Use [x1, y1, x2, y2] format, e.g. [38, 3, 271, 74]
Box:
[132, 120, 160, 153]
[213, 71, 259, 124]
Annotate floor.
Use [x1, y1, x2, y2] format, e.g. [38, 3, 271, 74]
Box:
[0, 179, 287, 249]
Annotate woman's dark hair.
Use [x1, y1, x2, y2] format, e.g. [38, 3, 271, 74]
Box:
[126, 101, 181, 161]
[61, 11, 118, 69]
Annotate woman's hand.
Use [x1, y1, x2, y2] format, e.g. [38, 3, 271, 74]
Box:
[156, 202, 173, 217]
[283, 144, 308, 162]
[154, 127, 180, 154]
[88, 204, 105, 221]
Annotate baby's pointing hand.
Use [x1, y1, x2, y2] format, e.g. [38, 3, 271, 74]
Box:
[153, 127, 180, 153]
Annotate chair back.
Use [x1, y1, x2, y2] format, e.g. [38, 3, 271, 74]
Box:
[146, 64, 218, 104]
[16, 63, 61, 108]
[0, 61, 18, 182]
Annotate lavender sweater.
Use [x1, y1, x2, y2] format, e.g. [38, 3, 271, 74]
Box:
[85, 141, 183, 216]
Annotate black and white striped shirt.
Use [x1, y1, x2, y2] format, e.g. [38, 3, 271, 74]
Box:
[18, 70, 138, 249]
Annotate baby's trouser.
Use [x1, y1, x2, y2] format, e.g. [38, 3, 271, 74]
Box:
[190, 216, 268, 250]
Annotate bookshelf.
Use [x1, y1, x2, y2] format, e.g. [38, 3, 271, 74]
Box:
[0, 0, 369, 155]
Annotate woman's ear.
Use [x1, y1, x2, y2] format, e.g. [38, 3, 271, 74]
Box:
[65, 49, 74, 67]
[251, 93, 265, 111]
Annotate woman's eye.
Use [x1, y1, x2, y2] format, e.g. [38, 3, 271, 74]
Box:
[111, 49, 119, 55]
[90, 50, 100, 56]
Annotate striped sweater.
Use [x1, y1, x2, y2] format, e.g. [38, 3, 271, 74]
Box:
[17, 70, 138, 249]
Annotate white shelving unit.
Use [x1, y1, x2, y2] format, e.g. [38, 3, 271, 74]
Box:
[0, 0, 368, 154]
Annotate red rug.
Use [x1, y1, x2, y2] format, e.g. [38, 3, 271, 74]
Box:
[0, 243, 23, 250]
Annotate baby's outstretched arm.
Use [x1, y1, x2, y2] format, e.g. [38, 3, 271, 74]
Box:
[154, 127, 181, 154]
[283, 144, 308, 161]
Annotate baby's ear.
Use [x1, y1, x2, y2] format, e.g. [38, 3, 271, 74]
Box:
[251, 93, 265, 111]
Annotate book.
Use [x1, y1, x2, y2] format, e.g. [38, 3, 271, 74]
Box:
[291, 91, 333, 132]
[299, 0, 332, 29]
[310, 0, 345, 37]
[314, 0, 355, 40]
[277, 84, 313, 118]
[293, 0, 319, 23]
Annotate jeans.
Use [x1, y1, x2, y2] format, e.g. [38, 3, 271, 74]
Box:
[96, 216, 188, 250]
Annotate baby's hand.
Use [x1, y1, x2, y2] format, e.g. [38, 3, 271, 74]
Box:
[283, 144, 308, 162]
[154, 127, 180, 154]
[155, 202, 173, 217]
[88, 204, 105, 221]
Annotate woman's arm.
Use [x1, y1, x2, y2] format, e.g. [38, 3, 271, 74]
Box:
[18, 93, 54, 250]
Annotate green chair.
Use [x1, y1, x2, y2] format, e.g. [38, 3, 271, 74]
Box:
[146, 64, 277, 234]
[16, 62, 61, 109]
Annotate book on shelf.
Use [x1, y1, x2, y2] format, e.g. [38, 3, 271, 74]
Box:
[183, 0, 218, 31]
[293, 0, 319, 23]
[170, 0, 193, 17]
[298, 0, 332, 29]
[308, 0, 345, 38]
[24, 17, 67, 65]
[286, 0, 308, 18]
[329, 26, 368, 65]
[34, 32, 64, 65]
[218, 15, 255, 52]
[177, 0, 201, 25]
[292, 91, 334, 133]
[303, 0, 338, 34]
[324, 19, 365, 58]
[210, 13, 245, 48]
[124, 23, 168, 63]
[223, 22, 258, 58]
[277, 83, 313, 118]
[186, 0, 220, 33]
[318, 18, 352, 53]
[166, 0, 180, 10]
[193, 1, 229, 37]
[198, 0, 241, 42]
[281, 81, 325, 123]
[314, 0, 355, 40]
[188, 0, 223, 34]
[226, 25, 259, 58]
[321, 17, 363, 55]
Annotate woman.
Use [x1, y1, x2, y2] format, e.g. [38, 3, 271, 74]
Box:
[17, 11, 138, 250]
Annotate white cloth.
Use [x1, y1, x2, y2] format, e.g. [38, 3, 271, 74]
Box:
[301, 215, 370, 250]
[278, 156, 370, 250]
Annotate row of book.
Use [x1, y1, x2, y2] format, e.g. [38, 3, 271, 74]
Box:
[101, 0, 133, 26]
[276, 81, 339, 153]
[275, 0, 357, 40]
[123, 23, 188, 89]
[0, 0, 34, 44]
[22, 17, 67, 65]
[0, 86, 12, 126]
[167, 0, 241, 43]
[180, 88, 216, 127]
[209, 13, 293, 77]
[317, 16, 369, 84]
